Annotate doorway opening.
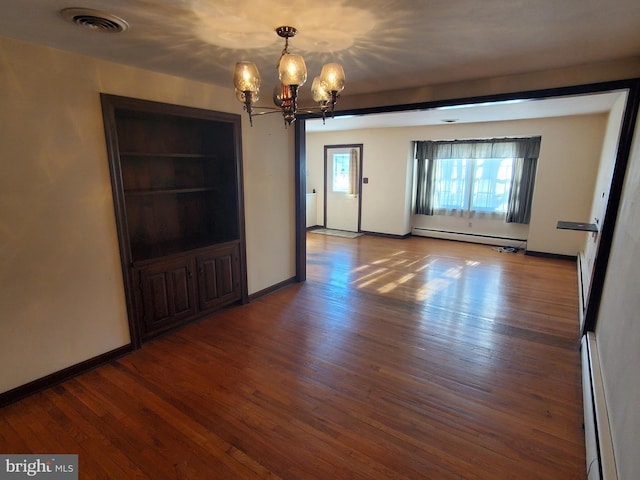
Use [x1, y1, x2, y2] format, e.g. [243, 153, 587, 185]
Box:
[324, 144, 363, 233]
[296, 79, 640, 336]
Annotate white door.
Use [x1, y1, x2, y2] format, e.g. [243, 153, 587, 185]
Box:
[325, 145, 361, 232]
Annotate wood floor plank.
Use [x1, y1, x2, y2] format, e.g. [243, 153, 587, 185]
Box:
[0, 234, 585, 479]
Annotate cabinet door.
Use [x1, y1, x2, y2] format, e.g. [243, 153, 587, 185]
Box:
[138, 257, 197, 336]
[197, 243, 241, 312]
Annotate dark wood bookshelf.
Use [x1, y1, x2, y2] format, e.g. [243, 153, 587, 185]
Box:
[101, 94, 247, 345]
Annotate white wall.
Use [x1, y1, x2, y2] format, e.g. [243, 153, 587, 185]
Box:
[594, 112, 640, 480]
[306, 132, 414, 235]
[241, 119, 296, 293]
[0, 35, 293, 394]
[525, 115, 605, 254]
[581, 93, 628, 299]
[308, 114, 606, 255]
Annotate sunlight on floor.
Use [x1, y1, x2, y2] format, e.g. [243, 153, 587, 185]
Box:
[349, 250, 482, 302]
[443, 266, 463, 279]
[377, 272, 416, 294]
[351, 266, 392, 288]
[415, 278, 452, 302]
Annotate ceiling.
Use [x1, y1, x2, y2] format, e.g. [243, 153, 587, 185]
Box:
[1, 0, 638, 126]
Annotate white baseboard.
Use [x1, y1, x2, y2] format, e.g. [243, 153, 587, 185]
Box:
[582, 332, 617, 480]
[577, 252, 586, 333]
[412, 227, 526, 248]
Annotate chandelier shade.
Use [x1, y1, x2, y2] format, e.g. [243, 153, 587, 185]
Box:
[232, 26, 345, 127]
[278, 53, 307, 87]
[311, 76, 330, 103]
[233, 61, 261, 93]
[320, 63, 345, 93]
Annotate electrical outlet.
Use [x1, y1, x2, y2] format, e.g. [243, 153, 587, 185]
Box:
[468, 222, 472, 227]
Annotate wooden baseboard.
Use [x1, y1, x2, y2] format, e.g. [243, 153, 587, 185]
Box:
[248, 276, 297, 302]
[525, 250, 577, 261]
[0, 344, 134, 408]
[363, 231, 411, 239]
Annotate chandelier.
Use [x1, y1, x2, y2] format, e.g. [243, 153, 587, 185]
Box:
[233, 26, 345, 127]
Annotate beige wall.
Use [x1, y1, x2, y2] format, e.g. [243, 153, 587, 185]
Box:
[306, 132, 414, 235]
[0, 35, 293, 394]
[594, 111, 640, 480]
[307, 114, 607, 255]
[581, 93, 628, 301]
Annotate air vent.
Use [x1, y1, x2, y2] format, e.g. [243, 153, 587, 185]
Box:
[60, 8, 129, 33]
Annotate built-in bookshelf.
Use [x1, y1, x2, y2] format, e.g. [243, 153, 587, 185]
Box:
[101, 94, 247, 344]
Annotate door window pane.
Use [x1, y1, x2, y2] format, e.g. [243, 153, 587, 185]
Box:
[333, 153, 350, 192]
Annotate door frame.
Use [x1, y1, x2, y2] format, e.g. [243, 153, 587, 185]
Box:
[323, 144, 364, 231]
[294, 78, 640, 337]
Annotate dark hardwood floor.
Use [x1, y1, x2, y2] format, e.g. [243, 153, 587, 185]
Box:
[0, 234, 585, 479]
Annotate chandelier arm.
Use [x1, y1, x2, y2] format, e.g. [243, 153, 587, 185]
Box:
[252, 104, 332, 114]
[249, 105, 333, 125]
[249, 107, 283, 115]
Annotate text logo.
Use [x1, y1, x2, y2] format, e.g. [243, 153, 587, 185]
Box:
[0, 455, 77, 479]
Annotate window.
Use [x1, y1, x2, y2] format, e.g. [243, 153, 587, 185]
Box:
[475, 158, 513, 212]
[433, 158, 467, 210]
[471, 157, 513, 212]
[332, 153, 351, 192]
[432, 157, 513, 214]
[414, 137, 541, 223]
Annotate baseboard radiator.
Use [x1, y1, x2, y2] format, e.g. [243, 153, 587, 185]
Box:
[412, 227, 525, 248]
[581, 332, 617, 480]
[577, 253, 586, 333]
